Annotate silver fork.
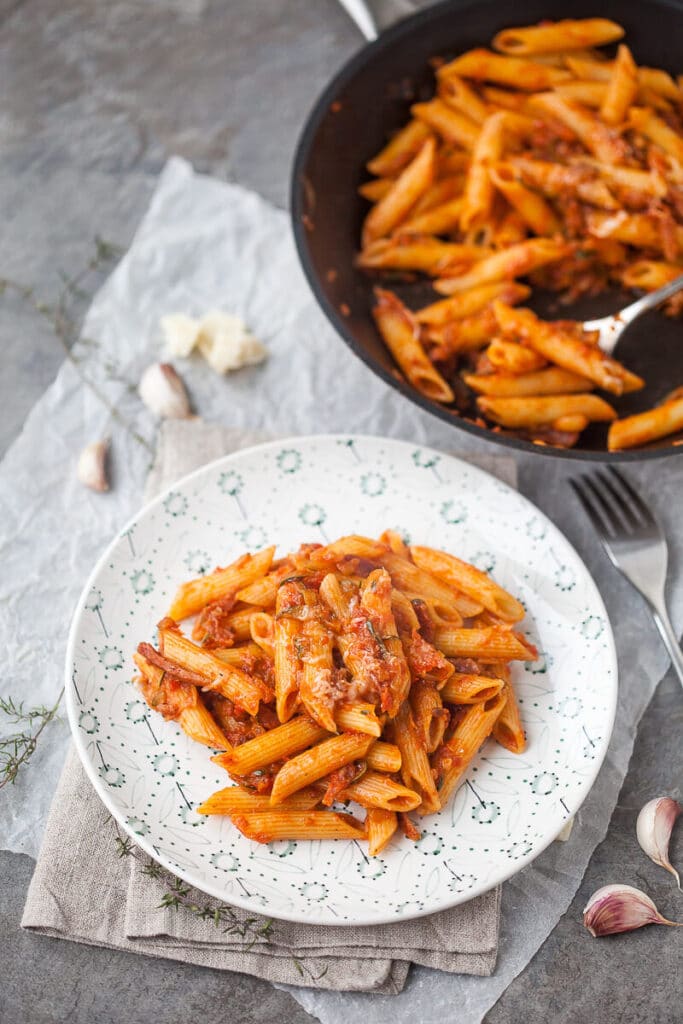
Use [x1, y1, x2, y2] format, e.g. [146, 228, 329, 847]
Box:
[583, 275, 683, 355]
[570, 467, 683, 688]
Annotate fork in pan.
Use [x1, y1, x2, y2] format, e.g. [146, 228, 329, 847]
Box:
[570, 467, 683, 688]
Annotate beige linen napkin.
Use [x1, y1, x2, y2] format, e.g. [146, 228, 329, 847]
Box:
[22, 420, 516, 992]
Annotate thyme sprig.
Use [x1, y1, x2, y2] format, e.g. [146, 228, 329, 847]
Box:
[114, 823, 274, 945]
[0, 689, 64, 789]
[113, 824, 328, 979]
[0, 236, 152, 453]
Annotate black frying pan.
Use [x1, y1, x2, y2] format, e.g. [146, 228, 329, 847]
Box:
[291, 0, 683, 460]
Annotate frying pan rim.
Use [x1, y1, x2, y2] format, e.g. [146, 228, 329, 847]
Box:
[290, 0, 683, 462]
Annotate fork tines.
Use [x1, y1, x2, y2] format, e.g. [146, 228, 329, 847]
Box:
[569, 467, 655, 539]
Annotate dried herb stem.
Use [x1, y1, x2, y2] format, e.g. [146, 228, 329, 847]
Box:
[0, 689, 64, 789]
[0, 237, 153, 453]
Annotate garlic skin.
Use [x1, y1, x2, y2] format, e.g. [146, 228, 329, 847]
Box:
[139, 363, 191, 419]
[197, 312, 267, 374]
[77, 439, 109, 492]
[636, 797, 682, 888]
[160, 313, 200, 358]
[583, 884, 681, 937]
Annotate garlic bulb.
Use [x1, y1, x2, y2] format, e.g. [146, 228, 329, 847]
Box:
[77, 439, 109, 492]
[139, 363, 191, 419]
[636, 797, 682, 888]
[583, 884, 681, 937]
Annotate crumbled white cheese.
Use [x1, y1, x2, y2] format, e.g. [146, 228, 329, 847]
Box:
[196, 311, 268, 375]
[160, 313, 200, 358]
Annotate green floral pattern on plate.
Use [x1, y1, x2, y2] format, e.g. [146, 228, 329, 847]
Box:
[66, 435, 617, 926]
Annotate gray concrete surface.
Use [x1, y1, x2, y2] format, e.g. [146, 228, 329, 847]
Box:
[1, 1, 681, 1022]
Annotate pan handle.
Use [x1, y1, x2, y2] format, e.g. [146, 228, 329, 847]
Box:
[336, 0, 422, 42]
[337, 0, 379, 40]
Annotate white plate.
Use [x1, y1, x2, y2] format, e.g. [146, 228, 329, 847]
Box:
[66, 434, 617, 926]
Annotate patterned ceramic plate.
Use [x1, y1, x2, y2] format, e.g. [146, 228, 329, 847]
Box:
[66, 435, 617, 926]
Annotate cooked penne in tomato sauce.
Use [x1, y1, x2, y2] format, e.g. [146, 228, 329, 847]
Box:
[356, 19, 683, 450]
[132, 534, 534, 853]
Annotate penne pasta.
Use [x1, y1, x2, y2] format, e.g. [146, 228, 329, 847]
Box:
[415, 281, 530, 327]
[412, 99, 480, 150]
[629, 107, 683, 164]
[358, 236, 482, 275]
[621, 261, 683, 292]
[410, 678, 449, 753]
[553, 80, 607, 108]
[463, 367, 594, 397]
[177, 703, 231, 750]
[250, 610, 275, 658]
[493, 302, 644, 395]
[198, 784, 323, 815]
[587, 210, 683, 255]
[355, 20, 683, 452]
[489, 162, 561, 236]
[600, 44, 638, 126]
[425, 308, 500, 355]
[359, 177, 394, 202]
[157, 624, 264, 715]
[531, 92, 627, 165]
[168, 547, 275, 621]
[508, 157, 620, 209]
[270, 732, 374, 804]
[366, 808, 398, 856]
[411, 545, 525, 622]
[366, 740, 402, 774]
[433, 625, 537, 660]
[459, 111, 507, 231]
[438, 48, 572, 91]
[335, 702, 382, 737]
[393, 701, 440, 813]
[215, 716, 327, 777]
[376, 550, 472, 622]
[212, 642, 264, 667]
[486, 338, 548, 374]
[434, 238, 570, 294]
[367, 119, 433, 177]
[136, 531, 538, 849]
[492, 19, 624, 56]
[274, 584, 303, 722]
[439, 74, 490, 124]
[398, 197, 465, 237]
[441, 672, 505, 704]
[362, 137, 436, 246]
[372, 287, 455, 404]
[134, 651, 230, 749]
[492, 679, 526, 753]
[477, 393, 617, 430]
[341, 770, 421, 812]
[434, 692, 507, 803]
[299, 618, 337, 732]
[231, 810, 366, 843]
[607, 395, 683, 450]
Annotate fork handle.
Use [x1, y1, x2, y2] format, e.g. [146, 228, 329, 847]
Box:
[651, 604, 683, 689]
[616, 274, 683, 328]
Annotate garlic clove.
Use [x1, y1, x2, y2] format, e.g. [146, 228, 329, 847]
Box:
[139, 363, 191, 419]
[77, 439, 110, 492]
[636, 797, 682, 889]
[583, 883, 681, 937]
[160, 313, 200, 358]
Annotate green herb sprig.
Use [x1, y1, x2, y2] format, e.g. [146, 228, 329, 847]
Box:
[113, 823, 328, 979]
[0, 237, 152, 453]
[0, 690, 64, 789]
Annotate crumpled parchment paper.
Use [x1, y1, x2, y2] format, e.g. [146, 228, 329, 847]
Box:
[1, 157, 681, 1024]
